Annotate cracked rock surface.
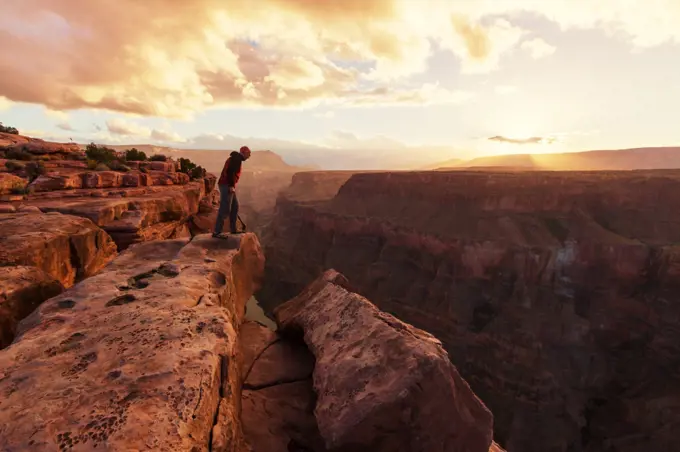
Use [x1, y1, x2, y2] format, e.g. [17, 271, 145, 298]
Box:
[0, 233, 264, 452]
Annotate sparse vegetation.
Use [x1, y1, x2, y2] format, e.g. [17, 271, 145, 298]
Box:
[190, 166, 206, 180]
[178, 157, 206, 180]
[25, 161, 46, 182]
[95, 163, 111, 171]
[85, 142, 117, 163]
[125, 148, 148, 161]
[6, 148, 33, 161]
[149, 154, 168, 162]
[0, 122, 19, 135]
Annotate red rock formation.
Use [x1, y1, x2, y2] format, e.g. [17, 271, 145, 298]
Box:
[239, 321, 325, 452]
[0, 266, 63, 349]
[0, 212, 117, 287]
[259, 170, 680, 452]
[0, 173, 26, 195]
[0, 233, 264, 451]
[0, 132, 81, 157]
[274, 269, 494, 452]
[22, 181, 211, 250]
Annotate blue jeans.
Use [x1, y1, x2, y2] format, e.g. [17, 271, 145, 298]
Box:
[214, 185, 239, 234]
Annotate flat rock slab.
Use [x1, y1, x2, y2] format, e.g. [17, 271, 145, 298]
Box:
[0, 212, 117, 287]
[0, 265, 63, 349]
[274, 270, 494, 452]
[0, 233, 264, 451]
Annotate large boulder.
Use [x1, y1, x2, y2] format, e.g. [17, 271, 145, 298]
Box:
[0, 233, 265, 451]
[0, 266, 63, 349]
[0, 212, 117, 287]
[274, 270, 494, 452]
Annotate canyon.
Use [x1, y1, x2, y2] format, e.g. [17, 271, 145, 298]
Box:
[0, 133, 503, 451]
[259, 169, 680, 452]
[5, 131, 680, 451]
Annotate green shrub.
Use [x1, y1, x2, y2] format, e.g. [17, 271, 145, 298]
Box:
[0, 122, 19, 134]
[5, 161, 26, 172]
[25, 161, 46, 182]
[178, 157, 196, 173]
[190, 166, 206, 180]
[86, 159, 98, 170]
[177, 157, 206, 180]
[108, 160, 131, 172]
[125, 148, 148, 161]
[85, 142, 116, 163]
[149, 154, 168, 162]
[95, 163, 110, 171]
[6, 148, 33, 161]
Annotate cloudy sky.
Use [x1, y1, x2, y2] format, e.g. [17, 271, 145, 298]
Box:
[1, 0, 679, 167]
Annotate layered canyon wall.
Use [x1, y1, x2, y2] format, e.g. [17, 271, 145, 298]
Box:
[259, 169, 680, 452]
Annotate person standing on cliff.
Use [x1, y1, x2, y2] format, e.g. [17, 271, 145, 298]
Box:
[213, 146, 251, 238]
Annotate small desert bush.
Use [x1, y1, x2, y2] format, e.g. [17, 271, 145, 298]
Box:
[85, 143, 117, 163]
[149, 154, 168, 162]
[125, 148, 148, 161]
[25, 161, 46, 182]
[190, 166, 206, 180]
[95, 163, 111, 171]
[178, 157, 206, 180]
[0, 122, 19, 134]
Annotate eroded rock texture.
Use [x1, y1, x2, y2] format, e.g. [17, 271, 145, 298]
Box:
[0, 233, 264, 451]
[0, 266, 63, 349]
[274, 270, 494, 452]
[259, 170, 680, 452]
[0, 212, 117, 287]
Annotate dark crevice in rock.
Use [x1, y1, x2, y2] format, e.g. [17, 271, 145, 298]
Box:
[208, 354, 228, 452]
[68, 238, 82, 282]
[243, 376, 311, 392]
[192, 377, 204, 420]
[105, 294, 136, 307]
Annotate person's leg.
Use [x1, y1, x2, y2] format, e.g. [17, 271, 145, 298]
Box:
[213, 185, 233, 235]
[229, 191, 240, 233]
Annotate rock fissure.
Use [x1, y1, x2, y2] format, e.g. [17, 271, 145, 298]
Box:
[243, 376, 310, 392]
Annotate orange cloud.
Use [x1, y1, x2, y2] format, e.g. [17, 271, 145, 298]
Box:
[1, 0, 678, 117]
[451, 15, 491, 60]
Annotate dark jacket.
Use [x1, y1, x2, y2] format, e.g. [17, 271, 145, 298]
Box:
[218, 151, 244, 187]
